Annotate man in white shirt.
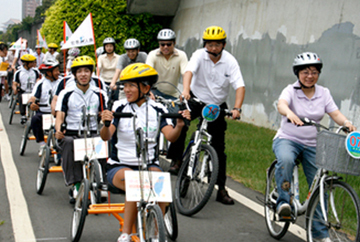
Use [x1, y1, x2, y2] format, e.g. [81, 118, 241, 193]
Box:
[181, 26, 245, 205]
[43, 43, 59, 62]
[34, 45, 44, 67]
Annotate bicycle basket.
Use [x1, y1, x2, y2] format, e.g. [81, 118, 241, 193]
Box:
[316, 130, 360, 176]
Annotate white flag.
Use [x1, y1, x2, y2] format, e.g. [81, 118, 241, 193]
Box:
[37, 30, 48, 48]
[11, 37, 22, 50]
[63, 21, 73, 43]
[43, 36, 48, 49]
[61, 13, 95, 50]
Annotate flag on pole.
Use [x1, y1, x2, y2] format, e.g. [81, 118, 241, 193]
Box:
[61, 13, 95, 50]
[43, 36, 48, 49]
[37, 30, 48, 48]
[63, 21, 73, 43]
[11, 37, 23, 50]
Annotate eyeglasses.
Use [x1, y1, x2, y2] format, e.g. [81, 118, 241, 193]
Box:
[300, 71, 319, 77]
[160, 43, 173, 47]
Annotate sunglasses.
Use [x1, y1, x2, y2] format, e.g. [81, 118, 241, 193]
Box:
[160, 43, 173, 47]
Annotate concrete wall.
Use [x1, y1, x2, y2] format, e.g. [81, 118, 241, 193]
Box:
[18, 21, 43, 50]
[170, 0, 360, 129]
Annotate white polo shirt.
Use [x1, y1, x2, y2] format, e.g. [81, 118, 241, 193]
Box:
[186, 48, 245, 105]
[107, 99, 173, 166]
[56, 85, 108, 131]
[13, 67, 40, 93]
[31, 77, 59, 113]
[54, 75, 106, 96]
[146, 48, 188, 97]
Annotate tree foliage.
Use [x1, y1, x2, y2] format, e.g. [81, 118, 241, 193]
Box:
[41, 0, 171, 58]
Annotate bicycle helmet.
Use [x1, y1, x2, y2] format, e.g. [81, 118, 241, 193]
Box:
[71, 55, 95, 74]
[21, 54, 36, 62]
[293, 52, 323, 76]
[35, 45, 42, 50]
[96, 46, 104, 57]
[48, 43, 59, 49]
[203, 26, 227, 42]
[39, 59, 59, 72]
[124, 38, 140, 50]
[68, 47, 80, 57]
[157, 29, 176, 41]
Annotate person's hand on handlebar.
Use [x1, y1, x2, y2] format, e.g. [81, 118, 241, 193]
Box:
[101, 110, 114, 127]
[30, 102, 39, 111]
[287, 111, 304, 126]
[344, 121, 357, 132]
[181, 90, 191, 100]
[231, 109, 241, 120]
[176, 109, 191, 127]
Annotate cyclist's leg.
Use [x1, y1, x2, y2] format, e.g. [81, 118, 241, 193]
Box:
[31, 111, 45, 142]
[272, 138, 301, 210]
[59, 136, 83, 186]
[302, 147, 329, 239]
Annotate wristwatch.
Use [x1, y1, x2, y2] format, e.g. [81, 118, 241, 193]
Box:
[232, 108, 242, 113]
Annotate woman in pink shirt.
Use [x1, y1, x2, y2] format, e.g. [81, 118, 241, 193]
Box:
[273, 52, 356, 242]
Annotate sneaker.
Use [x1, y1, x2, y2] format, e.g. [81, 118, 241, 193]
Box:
[4, 94, 10, 101]
[277, 203, 291, 218]
[69, 187, 77, 204]
[20, 116, 27, 125]
[318, 237, 332, 242]
[38, 144, 46, 157]
[117, 233, 130, 242]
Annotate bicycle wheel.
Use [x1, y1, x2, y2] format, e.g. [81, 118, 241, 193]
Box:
[175, 143, 219, 216]
[8, 91, 14, 108]
[145, 204, 166, 242]
[89, 159, 102, 204]
[71, 179, 89, 242]
[36, 146, 50, 195]
[19, 121, 31, 156]
[164, 202, 178, 241]
[264, 160, 290, 239]
[8, 97, 16, 124]
[306, 179, 360, 242]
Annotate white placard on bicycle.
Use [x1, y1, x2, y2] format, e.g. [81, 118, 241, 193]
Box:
[22, 93, 32, 104]
[125, 170, 172, 202]
[42, 114, 55, 130]
[73, 137, 108, 161]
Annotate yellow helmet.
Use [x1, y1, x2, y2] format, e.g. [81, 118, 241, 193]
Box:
[71, 55, 95, 73]
[202, 26, 227, 42]
[120, 63, 158, 87]
[48, 43, 59, 49]
[20, 54, 36, 62]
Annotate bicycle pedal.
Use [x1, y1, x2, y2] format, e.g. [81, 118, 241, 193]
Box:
[279, 215, 293, 222]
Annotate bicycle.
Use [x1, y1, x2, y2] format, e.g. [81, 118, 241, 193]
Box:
[264, 118, 360, 241]
[174, 98, 238, 216]
[70, 111, 181, 242]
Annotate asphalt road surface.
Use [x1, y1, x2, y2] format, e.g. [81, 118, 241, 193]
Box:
[0, 99, 305, 242]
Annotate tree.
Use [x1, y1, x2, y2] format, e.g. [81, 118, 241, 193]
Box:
[41, 0, 171, 58]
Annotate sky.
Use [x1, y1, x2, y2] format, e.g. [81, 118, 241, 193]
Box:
[0, 0, 22, 26]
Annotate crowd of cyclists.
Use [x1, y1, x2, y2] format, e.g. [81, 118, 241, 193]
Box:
[0, 25, 356, 242]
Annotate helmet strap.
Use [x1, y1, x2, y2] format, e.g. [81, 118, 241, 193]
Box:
[294, 80, 315, 89]
[206, 47, 224, 58]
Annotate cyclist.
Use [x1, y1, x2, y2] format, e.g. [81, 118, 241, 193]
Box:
[55, 56, 107, 203]
[97, 37, 120, 86]
[146, 28, 188, 174]
[66, 47, 80, 76]
[0, 42, 12, 100]
[180, 26, 245, 205]
[43, 43, 59, 62]
[11, 39, 33, 70]
[29, 59, 60, 156]
[273, 52, 356, 241]
[13, 54, 40, 124]
[33, 45, 44, 67]
[109, 38, 147, 94]
[100, 63, 190, 242]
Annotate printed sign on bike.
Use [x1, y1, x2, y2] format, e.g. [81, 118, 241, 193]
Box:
[202, 104, 220, 122]
[345, 131, 360, 159]
[73, 137, 108, 161]
[125, 171, 172, 202]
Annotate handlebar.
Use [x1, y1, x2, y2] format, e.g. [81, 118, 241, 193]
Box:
[288, 117, 350, 133]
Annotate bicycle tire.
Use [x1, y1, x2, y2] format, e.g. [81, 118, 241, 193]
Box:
[164, 202, 178, 241]
[19, 121, 31, 156]
[36, 146, 50, 195]
[71, 179, 89, 242]
[175, 143, 219, 216]
[89, 159, 102, 204]
[8, 92, 14, 108]
[306, 179, 360, 242]
[145, 204, 166, 242]
[264, 160, 290, 239]
[8, 98, 16, 124]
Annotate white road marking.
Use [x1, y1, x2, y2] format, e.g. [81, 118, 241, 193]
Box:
[0, 113, 36, 242]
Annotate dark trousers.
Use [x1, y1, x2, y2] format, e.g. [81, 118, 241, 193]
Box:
[18, 90, 26, 116]
[167, 95, 228, 188]
[31, 111, 50, 143]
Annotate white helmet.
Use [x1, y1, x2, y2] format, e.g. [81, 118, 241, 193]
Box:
[124, 38, 140, 50]
[293, 52, 323, 76]
[96, 46, 104, 57]
[68, 47, 80, 57]
[157, 29, 176, 41]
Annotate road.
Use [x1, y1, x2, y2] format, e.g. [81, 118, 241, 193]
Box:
[0, 100, 305, 242]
